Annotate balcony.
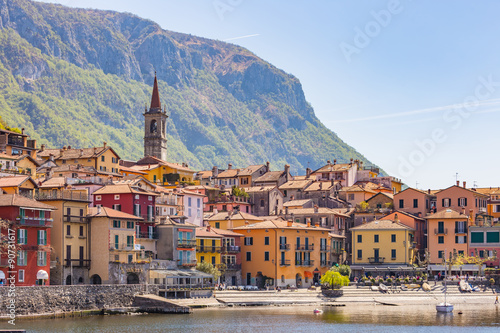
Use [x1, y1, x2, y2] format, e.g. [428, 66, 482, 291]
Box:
[331, 248, 343, 255]
[368, 257, 385, 264]
[455, 228, 467, 234]
[320, 260, 330, 267]
[136, 232, 158, 240]
[35, 190, 90, 202]
[15, 218, 52, 227]
[179, 260, 197, 267]
[320, 245, 330, 252]
[64, 259, 91, 267]
[434, 228, 448, 235]
[224, 263, 241, 270]
[20, 244, 40, 251]
[177, 239, 196, 248]
[279, 244, 290, 251]
[197, 246, 222, 253]
[295, 260, 314, 266]
[280, 259, 291, 266]
[64, 215, 88, 223]
[295, 244, 314, 251]
[110, 244, 136, 251]
[222, 245, 241, 253]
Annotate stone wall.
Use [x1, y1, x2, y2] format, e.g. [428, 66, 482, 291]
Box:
[0, 284, 159, 316]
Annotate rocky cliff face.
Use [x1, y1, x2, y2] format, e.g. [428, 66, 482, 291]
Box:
[0, 0, 376, 174]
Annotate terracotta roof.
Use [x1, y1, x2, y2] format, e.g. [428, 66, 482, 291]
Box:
[253, 171, 283, 183]
[135, 156, 194, 173]
[434, 185, 489, 198]
[180, 189, 206, 197]
[283, 199, 313, 207]
[0, 175, 33, 188]
[0, 194, 56, 210]
[93, 184, 157, 196]
[184, 185, 218, 191]
[244, 186, 276, 193]
[426, 208, 469, 219]
[366, 192, 394, 201]
[37, 146, 116, 160]
[279, 180, 313, 190]
[38, 164, 97, 174]
[195, 227, 224, 238]
[39, 177, 66, 188]
[312, 163, 353, 174]
[211, 227, 243, 237]
[328, 232, 346, 239]
[150, 74, 161, 109]
[350, 219, 415, 231]
[304, 181, 338, 192]
[88, 206, 143, 220]
[0, 153, 17, 160]
[120, 165, 147, 174]
[216, 168, 239, 178]
[232, 218, 331, 232]
[382, 210, 426, 221]
[237, 165, 265, 176]
[207, 211, 264, 221]
[341, 184, 377, 194]
[287, 207, 350, 217]
[196, 170, 213, 179]
[292, 175, 309, 181]
[396, 187, 435, 196]
[158, 217, 198, 228]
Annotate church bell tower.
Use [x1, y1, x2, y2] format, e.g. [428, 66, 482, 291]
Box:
[144, 73, 168, 161]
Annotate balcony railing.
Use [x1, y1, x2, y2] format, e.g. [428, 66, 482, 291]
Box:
[177, 239, 196, 248]
[368, 257, 385, 264]
[279, 244, 290, 251]
[136, 232, 158, 239]
[64, 215, 88, 223]
[197, 246, 222, 253]
[110, 244, 136, 251]
[224, 263, 241, 270]
[35, 190, 90, 202]
[133, 214, 155, 222]
[320, 245, 330, 252]
[16, 218, 52, 227]
[295, 260, 314, 266]
[295, 244, 314, 251]
[434, 228, 447, 235]
[179, 260, 197, 267]
[320, 260, 330, 267]
[455, 228, 467, 234]
[20, 244, 41, 251]
[64, 259, 91, 267]
[280, 259, 291, 266]
[331, 248, 343, 255]
[222, 245, 241, 253]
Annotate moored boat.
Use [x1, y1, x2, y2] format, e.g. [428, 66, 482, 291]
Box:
[436, 302, 454, 313]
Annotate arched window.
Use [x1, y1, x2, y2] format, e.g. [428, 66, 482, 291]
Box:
[150, 120, 158, 134]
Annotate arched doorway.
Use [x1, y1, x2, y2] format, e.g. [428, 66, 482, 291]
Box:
[295, 273, 302, 288]
[90, 274, 102, 285]
[66, 274, 72, 285]
[127, 273, 140, 284]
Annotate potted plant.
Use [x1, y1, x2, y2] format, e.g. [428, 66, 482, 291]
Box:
[396, 278, 401, 285]
[386, 278, 393, 284]
[404, 277, 410, 284]
[490, 278, 495, 287]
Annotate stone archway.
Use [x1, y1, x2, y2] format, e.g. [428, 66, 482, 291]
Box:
[66, 274, 72, 285]
[90, 274, 102, 285]
[127, 273, 140, 284]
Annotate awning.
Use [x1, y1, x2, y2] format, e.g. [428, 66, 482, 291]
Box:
[0, 271, 5, 279]
[36, 270, 49, 279]
[428, 264, 485, 272]
[304, 271, 313, 278]
[149, 269, 213, 279]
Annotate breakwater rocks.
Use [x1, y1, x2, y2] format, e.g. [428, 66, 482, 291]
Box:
[0, 284, 159, 316]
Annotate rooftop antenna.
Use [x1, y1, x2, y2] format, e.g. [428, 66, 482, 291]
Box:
[454, 173, 459, 182]
[473, 181, 478, 188]
[415, 181, 419, 189]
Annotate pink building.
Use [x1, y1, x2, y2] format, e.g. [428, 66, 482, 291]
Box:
[394, 187, 436, 218]
[435, 182, 489, 220]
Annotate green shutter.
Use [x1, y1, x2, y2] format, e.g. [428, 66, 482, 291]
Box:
[470, 232, 484, 243]
[44, 230, 47, 245]
[17, 229, 20, 244]
[25, 230, 27, 245]
[37, 230, 40, 245]
[486, 232, 500, 243]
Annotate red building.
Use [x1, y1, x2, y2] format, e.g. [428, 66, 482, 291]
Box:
[0, 194, 55, 286]
[93, 184, 158, 246]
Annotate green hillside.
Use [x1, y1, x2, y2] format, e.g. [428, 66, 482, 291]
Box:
[0, 0, 378, 175]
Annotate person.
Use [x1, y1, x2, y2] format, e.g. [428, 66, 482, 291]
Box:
[495, 292, 499, 305]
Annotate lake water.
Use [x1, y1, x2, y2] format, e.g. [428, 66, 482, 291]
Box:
[4, 305, 500, 332]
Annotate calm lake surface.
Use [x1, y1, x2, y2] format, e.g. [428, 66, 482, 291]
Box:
[5, 305, 500, 332]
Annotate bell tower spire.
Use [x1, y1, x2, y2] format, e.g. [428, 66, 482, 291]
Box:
[144, 73, 168, 161]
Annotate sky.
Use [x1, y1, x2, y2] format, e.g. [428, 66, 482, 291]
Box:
[38, 0, 500, 190]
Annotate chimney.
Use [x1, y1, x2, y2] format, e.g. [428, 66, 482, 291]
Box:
[314, 205, 318, 213]
[462, 207, 466, 215]
[284, 164, 290, 182]
[306, 168, 312, 178]
[290, 195, 295, 201]
[456, 180, 460, 186]
[40, 144, 45, 152]
[228, 163, 232, 170]
[63, 146, 67, 150]
[394, 213, 399, 224]
[266, 161, 270, 172]
[94, 147, 97, 154]
[97, 206, 101, 214]
[68, 145, 71, 149]
[362, 217, 366, 224]
[287, 220, 293, 227]
[350, 158, 353, 165]
[469, 209, 474, 223]
[463, 181, 466, 188]
[333, 159, 337, 165]
[285, 206, 289, 215]
[49, 154, 54, 162]
[428, 189, 431, 194]
[212, 166, 219, 178]
[327, 160, 331, 165]
[103, 141, 107, 148]
[245, 220, 249, 225]
[306, 218, 311, 228]
[206, 225, 211, 232]
[417, 212, 422, 218]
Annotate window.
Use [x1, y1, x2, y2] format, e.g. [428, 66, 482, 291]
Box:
[37, 251, 47, 266]
[212, 256, 216, 265]
[455, 221, 466, 233]
[479, 250, 485, 258]
[438, 251, 444, 259]
[114, 195, 120, 200]
[188, 197, 192, 207]
[264, 251, 270, 261]
[260, 199, 265, 207]
[399, 199, 404, 209]
[374, 235, 379, 243]
[127, 221, 134, 229]
[348, 194, 354, 201]
[244, 237, 253, 245]
[438, 221, 444, 234]
[17, 250, 27, 266]
[455, 235, 466, 244]
[113, 220, 121, 228]
[215, 222, 220, 229]
[246, 252, 252, 261]
[264, 236, 270, 245]
[458, 197, 467, 207]
[357, 249, 362, 259]
[128, 254, 133, 263]
[200, 256, 205, 263]
[113, 204, 121, 211]
[95, 195, 101, 201]
[413, 199, 418, 208]
[391, 249, 396, 259]
[17, 229, 27, 244]
[442, 198, 450, 207]
[188, 208, 192, 217]
[197, 198, 201, 208]
[126, 236, 134, 248]
[66, 225, 71, 236]
[18, 269, 25, 283]
[38, 230, 47, 245]
[357, 234, 362, 243]
[391, 234, 396, 243]
[101, 156, 105, 162]
[438, 236, 444, 244]
[135, 195, 140, 200]
[470, 232, 484, 243]
[486, 232, 500, 243]
[79, 226, 84, 237]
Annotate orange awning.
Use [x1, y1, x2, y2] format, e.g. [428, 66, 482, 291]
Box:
[304, 271, 313, 278]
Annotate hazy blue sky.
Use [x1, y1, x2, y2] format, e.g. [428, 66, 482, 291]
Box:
[39, 0, 500, 190]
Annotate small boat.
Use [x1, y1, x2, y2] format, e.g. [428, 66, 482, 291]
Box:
[436, 302, 454, 313]
[379, 283, 388, 293]
[313, 309, 323, 314]
[459, 280, 472, 292]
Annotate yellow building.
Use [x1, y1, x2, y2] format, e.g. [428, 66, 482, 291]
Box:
[233, 218, 331, 288]
[350, 218, 415, 270]
[128, 155, 196, 187]
[88, 206, 144, 284]
[35, 186, 91, 285]
[0, 175, 37, 197]
[37, 143, 122, 179]
[206, 211, 264, 230]
[195, 226, 223, 267]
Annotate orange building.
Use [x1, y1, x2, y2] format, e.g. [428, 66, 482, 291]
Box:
[233, 218, 331, 288]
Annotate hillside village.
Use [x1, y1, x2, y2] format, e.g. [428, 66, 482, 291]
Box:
[0, 75, 499, 291]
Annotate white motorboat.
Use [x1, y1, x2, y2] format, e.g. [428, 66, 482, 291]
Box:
[436, 302, 454, 313]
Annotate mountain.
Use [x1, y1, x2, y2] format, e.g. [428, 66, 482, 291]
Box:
[0, 0, 378, 175]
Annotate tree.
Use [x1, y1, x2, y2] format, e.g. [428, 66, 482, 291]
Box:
[356, 201, 369, 212]
[196, 261, 221, 282]
[330, 264, 351, 277]
[320, 271, 349, 289]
